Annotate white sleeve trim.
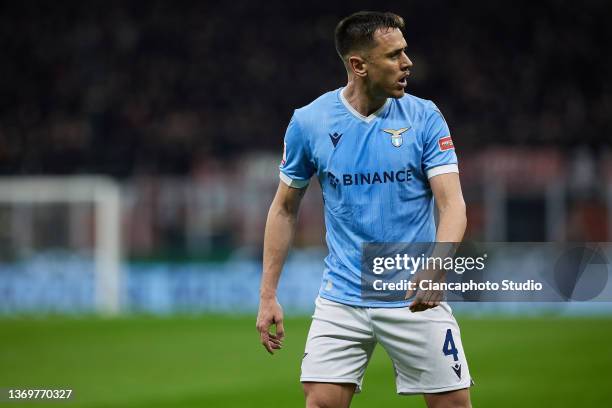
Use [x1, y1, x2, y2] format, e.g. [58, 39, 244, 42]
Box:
[279, 171, 310, 188]
[426, 164, 459, 179]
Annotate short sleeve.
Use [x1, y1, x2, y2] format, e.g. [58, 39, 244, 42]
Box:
[422, 102, 459, 179]
[279, 114, 316, 188]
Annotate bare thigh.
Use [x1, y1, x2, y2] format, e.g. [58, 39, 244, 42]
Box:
[303, 382, 356, 408]
[423, 387, 471, 408]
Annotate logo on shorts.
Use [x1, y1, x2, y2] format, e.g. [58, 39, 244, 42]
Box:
[452, 363, 462, 379]
[382, 127, 410, 147]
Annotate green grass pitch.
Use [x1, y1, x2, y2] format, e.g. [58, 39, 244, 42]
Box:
[0, 315, 611, 407]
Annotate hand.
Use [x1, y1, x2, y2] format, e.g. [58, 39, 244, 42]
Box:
[405, 270, 444, 313]
[256, 297, 285, 354]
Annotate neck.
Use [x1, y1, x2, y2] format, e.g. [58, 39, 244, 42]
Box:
[343, 79, 387, 117]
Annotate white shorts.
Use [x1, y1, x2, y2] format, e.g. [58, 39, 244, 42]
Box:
[300, 296, 473, 394]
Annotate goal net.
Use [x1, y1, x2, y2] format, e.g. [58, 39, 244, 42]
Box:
[0, 176, 121, 314]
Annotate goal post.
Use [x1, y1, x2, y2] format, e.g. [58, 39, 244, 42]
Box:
[0, 176, 122, 314]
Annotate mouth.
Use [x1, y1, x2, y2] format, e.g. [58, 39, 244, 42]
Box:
[398, 71, 409, 87]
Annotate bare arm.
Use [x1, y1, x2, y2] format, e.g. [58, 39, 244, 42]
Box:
[409, 172, 467, 312]
[431, 172, 467, 243]
[256, 181, 307, 354]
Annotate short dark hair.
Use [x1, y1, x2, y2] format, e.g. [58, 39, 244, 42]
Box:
[334, 11, 405, 60]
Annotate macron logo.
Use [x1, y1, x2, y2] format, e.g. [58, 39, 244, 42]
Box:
[452, 363, 462, 379]
[329, 132, 342, 147]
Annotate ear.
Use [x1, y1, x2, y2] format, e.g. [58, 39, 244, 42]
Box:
[348, 55, 368, 78]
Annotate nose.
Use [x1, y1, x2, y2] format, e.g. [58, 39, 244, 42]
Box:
[401, 52, 413, 69]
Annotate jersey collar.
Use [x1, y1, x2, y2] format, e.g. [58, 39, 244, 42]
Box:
[339, 87, 390, 124]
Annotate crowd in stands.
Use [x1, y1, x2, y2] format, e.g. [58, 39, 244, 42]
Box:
[1, 1, 610, 177]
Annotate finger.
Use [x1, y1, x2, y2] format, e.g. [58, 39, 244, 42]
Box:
[404, 288, 414, 300]
[410, 292, 423, 307]
[268, 337, 283, 346]
[256, 320, 270, 334]
[260, 332, 274, 354]
[422, 289, 434, 304]
[268, 333, 283, 341]
[426, 290, 441, 306]
[429, 291, 442, 306]
[409, 296, 421, 311]
[410, 300, 428, 312]
[275, 320, 285, 340]
[269, 336, 283, 350]
[423, 298, 440, 310]
[259, 330, 269, 346]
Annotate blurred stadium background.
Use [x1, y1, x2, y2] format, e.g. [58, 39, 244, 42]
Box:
[1, 1, 611, 407]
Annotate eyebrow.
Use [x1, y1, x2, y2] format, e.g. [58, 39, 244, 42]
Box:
[386, 46, 408, 57]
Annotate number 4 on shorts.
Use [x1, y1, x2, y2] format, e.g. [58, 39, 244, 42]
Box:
[442, 328, 459, 361]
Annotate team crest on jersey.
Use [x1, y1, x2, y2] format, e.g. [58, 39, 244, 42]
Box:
[382, 127, 410, 147]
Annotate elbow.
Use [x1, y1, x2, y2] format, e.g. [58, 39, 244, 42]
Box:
[456, 200, 467, 230]
[439, 199, 467, 229]
[458, 199, 467, 220]
[458, 202, 467, 235]
[459, 205, 467, 232]
[439, 197, 466, 216]
[270, 198, 299, 222]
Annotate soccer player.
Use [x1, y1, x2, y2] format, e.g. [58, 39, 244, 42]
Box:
[256, 11, 472, 408]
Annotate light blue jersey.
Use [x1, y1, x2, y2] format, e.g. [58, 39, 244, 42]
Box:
[280, 88, 458, 307]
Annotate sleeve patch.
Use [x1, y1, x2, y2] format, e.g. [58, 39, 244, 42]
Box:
[438, 136, 454, 151]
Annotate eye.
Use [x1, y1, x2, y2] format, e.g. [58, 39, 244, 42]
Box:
[390, 48, 408, 59]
